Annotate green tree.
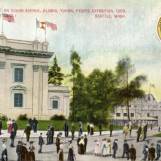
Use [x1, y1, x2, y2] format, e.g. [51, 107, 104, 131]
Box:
[70, 50, 87, 121]
[48, 56, 64, 85]
[86, 69, 117, 123]
[115, 57, 146, 121]
[70, 51, 81, 76]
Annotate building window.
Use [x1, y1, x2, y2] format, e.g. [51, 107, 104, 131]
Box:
[14, 93, 23, 107]
[52, 100, 58, 109]
[131, 113, 134, 117]
[124, 113, 127, 117]
[50, 96, 60, 110]
[116, 113, 121, 117]
[147, 113, 150, 117]
[14, 68, 23, 82]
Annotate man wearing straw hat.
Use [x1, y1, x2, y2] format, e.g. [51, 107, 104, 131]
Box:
[1, 138, 8, 161]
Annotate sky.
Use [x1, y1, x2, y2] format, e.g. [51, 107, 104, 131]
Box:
[0, 0, 161, 100]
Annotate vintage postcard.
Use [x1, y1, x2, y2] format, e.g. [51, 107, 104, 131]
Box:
[0, 0, 160, 161]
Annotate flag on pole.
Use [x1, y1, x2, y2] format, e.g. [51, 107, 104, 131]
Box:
[46, 21, 57, 30]
[36, 18, 46, 30]
[36, 19, 57, 31]
[2, 14, 15, 22]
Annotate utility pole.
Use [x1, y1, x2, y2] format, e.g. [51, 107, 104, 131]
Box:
[126, 64, 135, 122]
[126, 68, 130, 121]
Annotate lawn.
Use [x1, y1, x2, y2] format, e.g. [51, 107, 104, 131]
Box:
[2, 120, 123, 131]
[153, 133, 161, 137]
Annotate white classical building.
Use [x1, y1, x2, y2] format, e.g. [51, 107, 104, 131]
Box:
[113, 94, 161, 126]
[0, 34, 70, 120]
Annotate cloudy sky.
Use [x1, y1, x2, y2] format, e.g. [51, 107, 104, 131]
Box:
[1, 0, 161, 100]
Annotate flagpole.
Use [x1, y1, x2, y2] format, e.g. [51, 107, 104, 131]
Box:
[45, 26, 46, 42]
[35, 18, 37, 40]
[1, 9, 3, 34]
[1, 18, 3, 34]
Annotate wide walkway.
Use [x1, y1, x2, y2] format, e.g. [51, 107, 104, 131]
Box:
[0, 128, 159, 161]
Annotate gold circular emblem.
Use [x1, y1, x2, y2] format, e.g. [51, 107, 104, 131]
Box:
[157, 17, 161, 40]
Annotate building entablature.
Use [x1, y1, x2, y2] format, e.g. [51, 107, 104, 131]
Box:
[48, 84, 70, 94]
[0, 34, 49, 51]
[0, 45, 53, 58]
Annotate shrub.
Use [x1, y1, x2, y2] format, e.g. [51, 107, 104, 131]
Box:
[50, 114, 66, 120]
[17, 114, 28, 120]
[0, 115, 7, 121]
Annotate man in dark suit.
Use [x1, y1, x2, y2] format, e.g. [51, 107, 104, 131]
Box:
[122, 140, 129, 159]
[143, 124, 148, 141]
[24, 124, 32, 142]
[112, 139, 118, 158]
[56, 134, 61, 153]
[38, 133, 44, 153]
[64, 122, 69, 137]
[137, 125, 142, 142]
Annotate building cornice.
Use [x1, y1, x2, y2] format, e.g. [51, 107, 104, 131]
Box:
[0, 46, 53, 58]
[48, 85, 70, 94]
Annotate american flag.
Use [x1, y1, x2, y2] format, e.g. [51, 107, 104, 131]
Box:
[36, 18, 46, 30]
[46, 21, 57, 31]
[2, 14, 15, 22]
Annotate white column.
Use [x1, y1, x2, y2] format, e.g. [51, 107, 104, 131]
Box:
[64, 95, 70, 118]
[0, 61, 6, 115]
[32, 65, 40, 118]
[41, 65, 49, 119]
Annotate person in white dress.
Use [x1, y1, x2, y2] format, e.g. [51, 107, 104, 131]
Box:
[101, 138, 108, 157]
[123, 124, 129, 139]
[94, 139, 100, 156]
[106, 139, 112, 156]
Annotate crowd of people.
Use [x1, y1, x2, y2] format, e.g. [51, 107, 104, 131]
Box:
[56, 123, 161, 161]
[28, 118, 39, 133]
[15, 140, 35, 161]
[91, 137, 161, 161]
[94, 138, 112, 157]
[122, 122, 148, 142]
[0, 118, 160, 161]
